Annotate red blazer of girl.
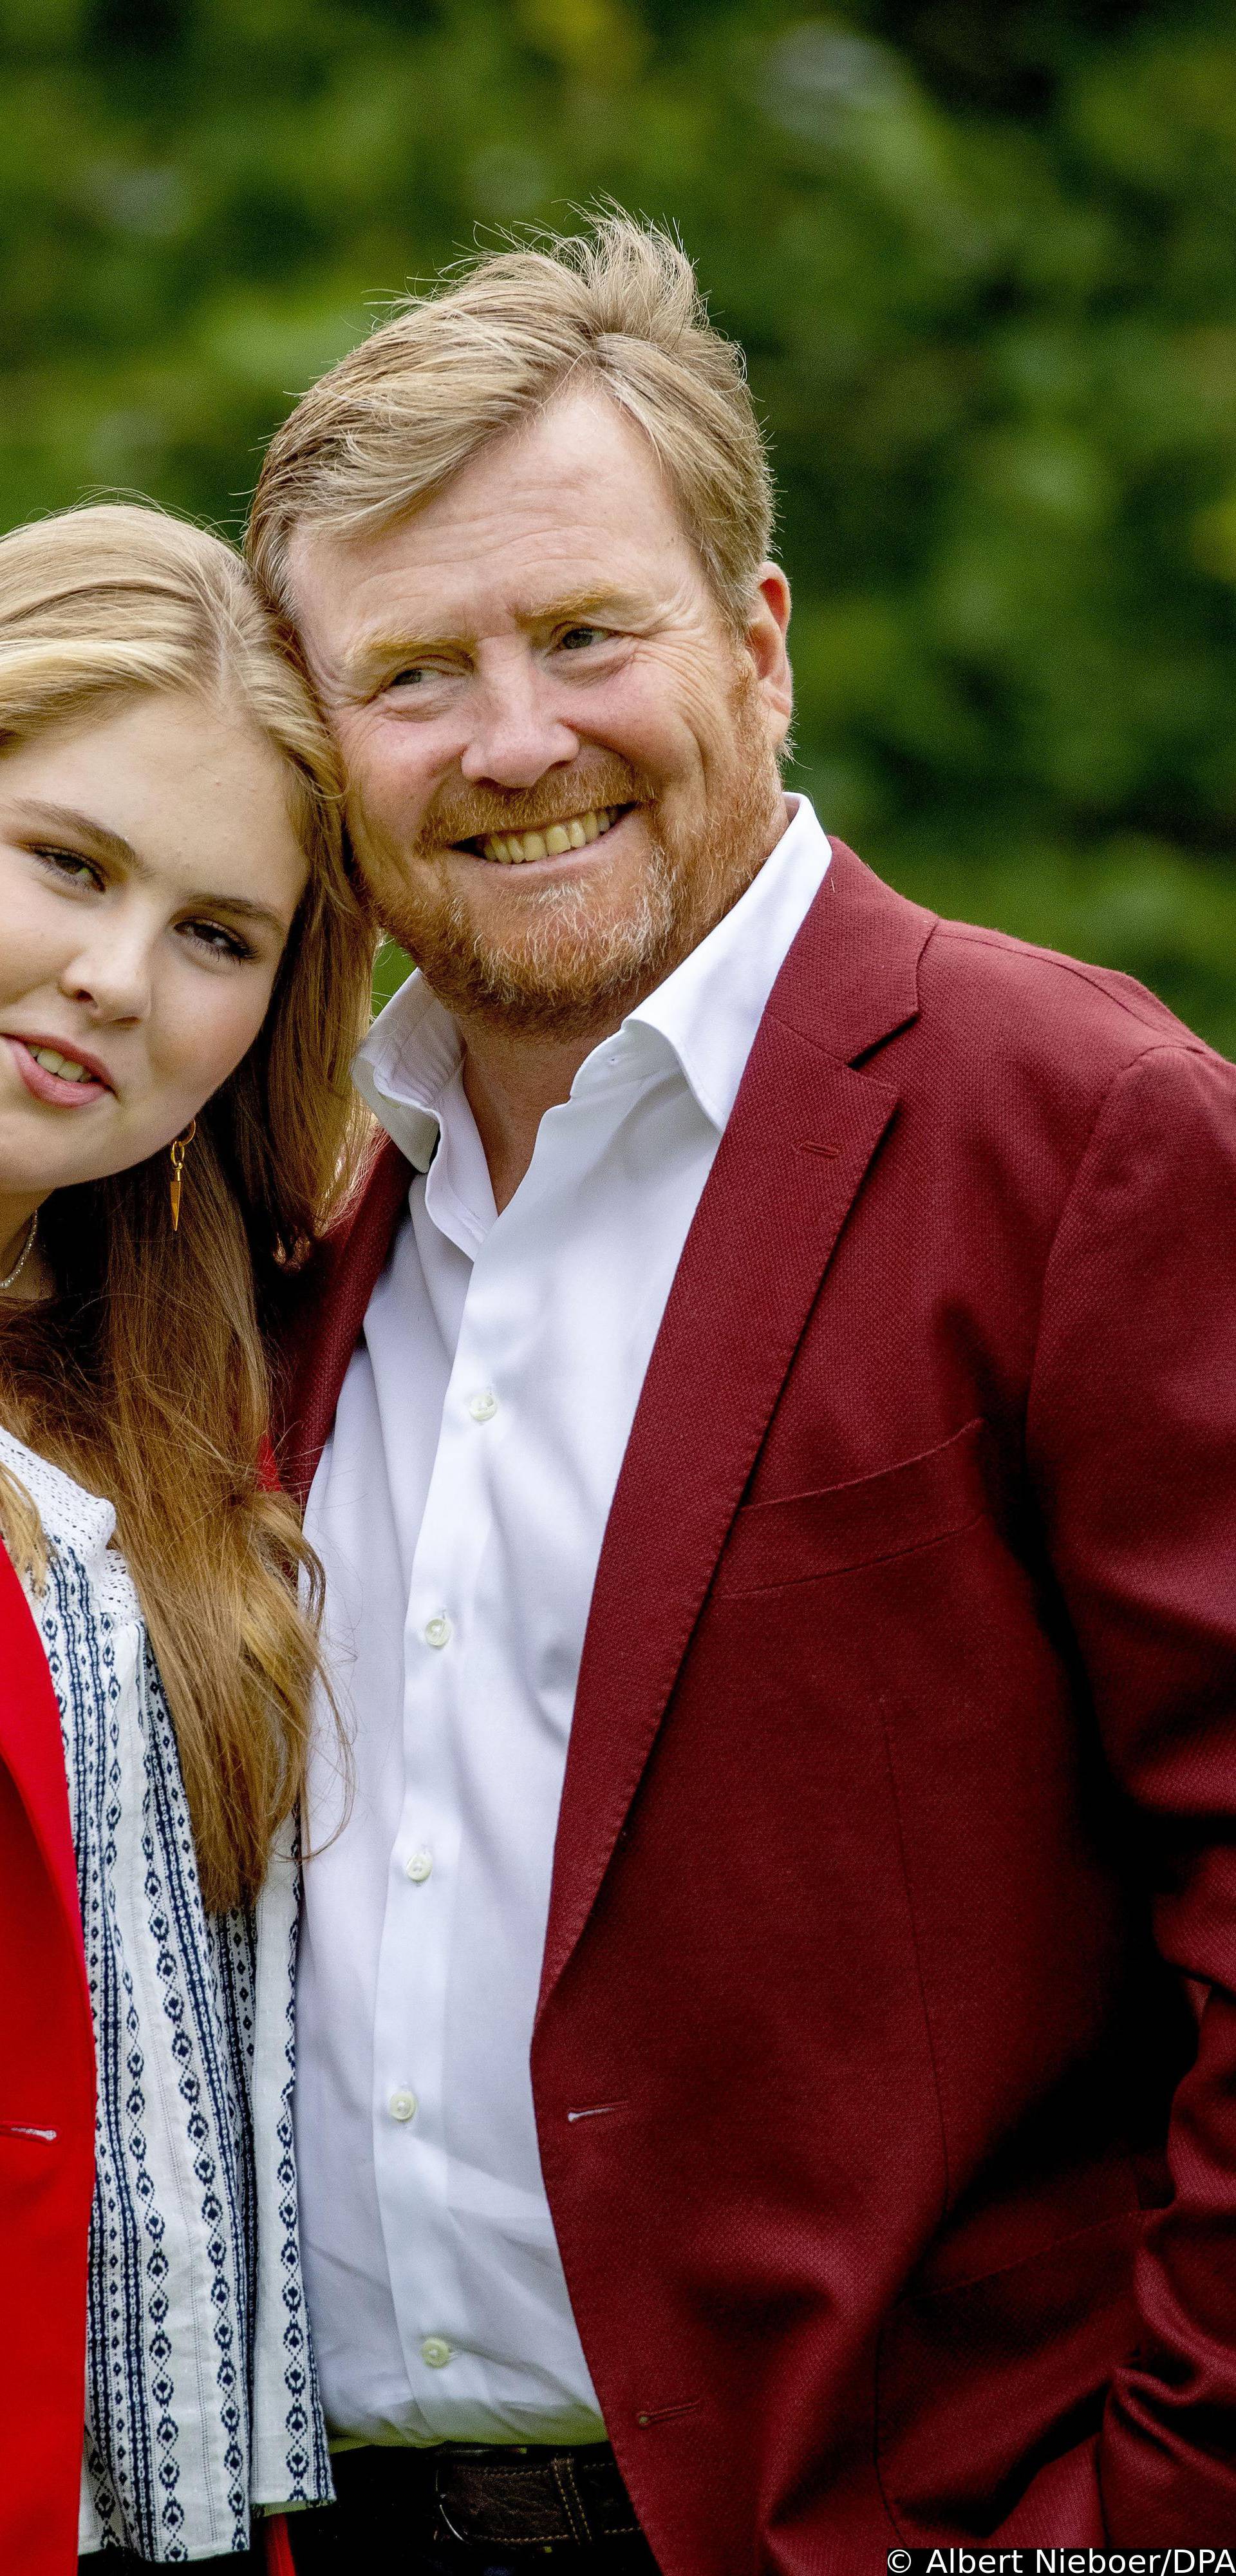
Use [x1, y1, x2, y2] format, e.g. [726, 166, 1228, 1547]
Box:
[0, 1546, 96, 2574]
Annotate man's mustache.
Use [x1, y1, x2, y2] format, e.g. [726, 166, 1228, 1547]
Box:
[413, 760, 649, 851]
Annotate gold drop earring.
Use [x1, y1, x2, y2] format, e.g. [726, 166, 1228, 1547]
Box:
[169, 1121, 196, 1233]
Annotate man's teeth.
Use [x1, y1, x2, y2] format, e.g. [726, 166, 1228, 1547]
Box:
[480, 807, 619, 865]
[30, 1046, 94, 1083]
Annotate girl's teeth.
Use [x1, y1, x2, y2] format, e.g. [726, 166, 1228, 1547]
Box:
[481, 807, 618, 864]
[32, 1046, 91, 1081]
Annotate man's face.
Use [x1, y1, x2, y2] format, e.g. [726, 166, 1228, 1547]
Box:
[288, 385, 793, 1037]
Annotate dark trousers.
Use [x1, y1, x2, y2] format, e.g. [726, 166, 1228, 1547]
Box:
[286, 2445, 660, 2574]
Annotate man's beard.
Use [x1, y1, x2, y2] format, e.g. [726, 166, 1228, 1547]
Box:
[368, 679, 783, 1042]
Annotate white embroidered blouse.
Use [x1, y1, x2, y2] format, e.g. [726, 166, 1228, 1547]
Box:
[1, 1426, 333, 2562]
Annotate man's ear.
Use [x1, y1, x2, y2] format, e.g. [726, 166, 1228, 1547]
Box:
[744, 564, 793, 752]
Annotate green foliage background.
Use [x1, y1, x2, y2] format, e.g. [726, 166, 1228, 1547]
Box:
[5, 0, 1236, 1045]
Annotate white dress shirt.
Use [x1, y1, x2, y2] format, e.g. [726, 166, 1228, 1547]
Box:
[297, 794, 831, 2445]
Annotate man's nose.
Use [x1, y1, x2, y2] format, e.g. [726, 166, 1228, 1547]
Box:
[460, 654, 580, 789]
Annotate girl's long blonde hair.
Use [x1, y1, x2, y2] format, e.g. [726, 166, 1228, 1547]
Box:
[0, 504, 373, 1911]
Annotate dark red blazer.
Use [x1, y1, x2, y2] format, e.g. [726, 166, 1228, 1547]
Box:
[279, 840, 1236, 2564]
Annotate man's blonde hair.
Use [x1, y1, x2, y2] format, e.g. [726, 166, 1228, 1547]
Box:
[247, 213, 774, 627]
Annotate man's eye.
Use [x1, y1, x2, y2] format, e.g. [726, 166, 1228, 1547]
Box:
[558, 626, 608, 652]
[386, 665, 429, 690]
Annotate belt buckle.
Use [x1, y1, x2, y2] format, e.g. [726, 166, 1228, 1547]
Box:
[433, 2445, 505, 2548]
[432, 2452, 466, 2547]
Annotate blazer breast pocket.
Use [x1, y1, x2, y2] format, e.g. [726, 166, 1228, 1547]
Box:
[712, 1417, 992, 1600]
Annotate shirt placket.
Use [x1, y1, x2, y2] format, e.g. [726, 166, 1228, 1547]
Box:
[370, 1201, 514, 2420]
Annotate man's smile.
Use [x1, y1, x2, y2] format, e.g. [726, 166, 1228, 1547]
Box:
[451, 802, 637, 867]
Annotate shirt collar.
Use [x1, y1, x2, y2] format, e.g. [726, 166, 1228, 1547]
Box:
[353, 963, 461, 1172]
[616, 794, 830, 1132]
[352, 794, 832, 1162]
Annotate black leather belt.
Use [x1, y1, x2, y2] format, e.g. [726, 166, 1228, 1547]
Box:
[433, 2442, 640, 2547]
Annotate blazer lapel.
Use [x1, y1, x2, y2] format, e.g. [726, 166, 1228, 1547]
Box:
[276, 1135, 412, 1506]
[539, 842, 934, 2003]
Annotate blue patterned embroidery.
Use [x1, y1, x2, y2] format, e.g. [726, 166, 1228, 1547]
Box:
[6, 1429, 333, 2564]
[272, 1852, 332, 2503]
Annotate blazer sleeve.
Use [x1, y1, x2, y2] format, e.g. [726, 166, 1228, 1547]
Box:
[1025, 1037, 1236, 2544]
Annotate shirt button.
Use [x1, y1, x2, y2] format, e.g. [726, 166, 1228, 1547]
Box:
[424, 1614, 453, 1649]
[421, 2335, 452, 2369]
[389, 2089, 418, 2123]
[467, 1389, 498, 1422]
[406, 1850, 433, 1883]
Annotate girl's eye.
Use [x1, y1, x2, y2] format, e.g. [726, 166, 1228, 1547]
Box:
[35, 845, 102, 889]
[180, 919, 250, 961]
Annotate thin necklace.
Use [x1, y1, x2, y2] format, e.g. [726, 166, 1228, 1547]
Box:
[0, 1212, 37, 1293]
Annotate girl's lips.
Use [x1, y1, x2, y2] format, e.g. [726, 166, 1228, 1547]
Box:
[4, 1036, 112, 1108]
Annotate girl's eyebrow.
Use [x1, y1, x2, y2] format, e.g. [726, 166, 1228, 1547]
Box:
[8, 799, 289, 934]
[191, 892, 290, 933]
[8, 797, 138, 871]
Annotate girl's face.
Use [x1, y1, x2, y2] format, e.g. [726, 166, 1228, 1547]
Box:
[0, 690, 308, 1265]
